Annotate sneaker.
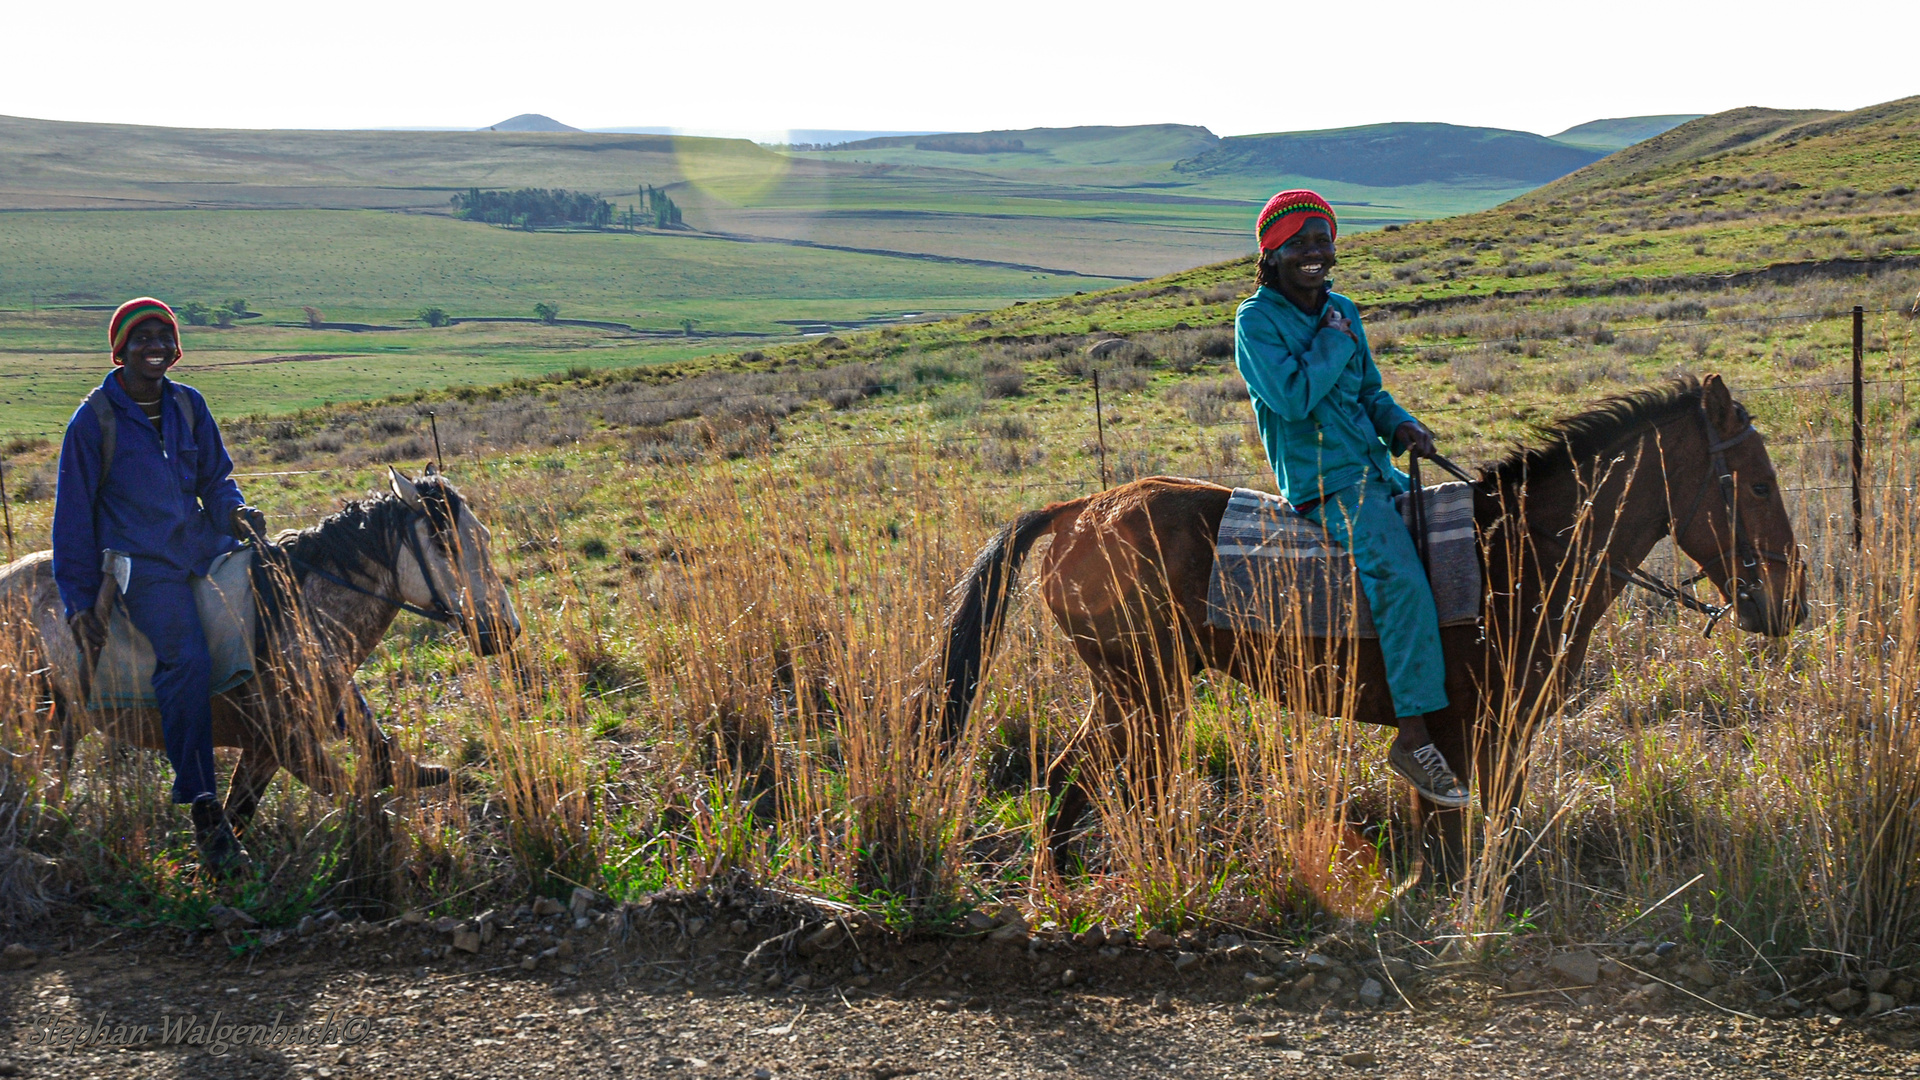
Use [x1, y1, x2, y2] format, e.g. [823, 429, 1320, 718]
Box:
[190, 797, 254, 879]
[1389, 742, 1471, 808]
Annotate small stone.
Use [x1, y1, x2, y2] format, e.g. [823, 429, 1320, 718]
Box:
[432, 916, 463, 935]
[1152, 991, 1175, 1014]
[1214, 934, 1244, 950]
[989, 920, 1029, 945]
[1246, 1031, 1289, 1046]
[1172, 952, 1200, 972]
[752, 1069, 773, 1080]
[964, 911, 997, 931]
[569, 887, 597, 920]
[532, 897, 565, 917]
[1244, 973, 1279, 992]
[729, 919, 750, 937]
[802, 924, 845, 955]
[1358, 979, 1385, 1007]
[479, 922, 496, 946]
[1680, 960, 1721, 987]
[1105, 928, 1133, 948]
[519, 956, 539, 971]
[1629, 941, 1653, 956]
[452, 929, 481, 954]
[1893, 979, 1915, 1004]
[1653, 941, 1677, 956]
[1867, 992, 1897, 1016]
[1073, 925, 1107, 949]
[762, 971, 782, 989]
[297, 915, 319, 937]
[208, 905, 259, 932]
[573, 917, 590, 931]
[1825, 988, 1863, 1011]
[848, 974, 872, 988]
[1340, 1050, 1379, 1068]
[1303, 952, 1337, 970]
[1866, 969, 1893, 993]
[1291, 972, 1317, 994]
[1549, 950, 1602, 986]
[1321, 975, 1344, 995]
[1, 943, 37, 970]
[789, 974, 813, 990]
[400, 909, 426, 925]
[1142, 928, 1175, 950]
[1060, 969, 1078, 987]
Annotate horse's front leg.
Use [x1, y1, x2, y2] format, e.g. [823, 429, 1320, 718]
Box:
[1413, 711, 1473, 886]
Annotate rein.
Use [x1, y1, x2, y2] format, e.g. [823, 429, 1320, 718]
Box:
[261, 507, 460, 625]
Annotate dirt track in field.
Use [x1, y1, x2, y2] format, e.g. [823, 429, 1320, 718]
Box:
[2, 889, 1914, 1079]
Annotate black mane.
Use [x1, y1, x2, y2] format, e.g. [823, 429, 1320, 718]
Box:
[249, 475, 466, 626]
[1482, 377, 1704, 488]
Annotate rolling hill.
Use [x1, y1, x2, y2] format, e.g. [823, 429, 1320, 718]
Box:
[1549, 114, 1704, 152]
[1173, 122, 1607, 186]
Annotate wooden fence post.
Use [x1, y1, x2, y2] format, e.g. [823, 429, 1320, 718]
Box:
[1092, 370, 1110, 489]
[1852, 305, 1865, 550]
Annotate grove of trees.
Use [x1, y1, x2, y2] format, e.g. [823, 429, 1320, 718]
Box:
[451, 188, 615, 229]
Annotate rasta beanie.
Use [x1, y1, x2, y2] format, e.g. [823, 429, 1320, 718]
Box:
[108, 297, 183, 365]
[1256, 190, 1337, 254]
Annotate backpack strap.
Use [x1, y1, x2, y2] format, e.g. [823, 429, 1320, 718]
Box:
[81, 386, 117, 509]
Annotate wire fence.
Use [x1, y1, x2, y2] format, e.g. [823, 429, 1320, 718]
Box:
[0, 301, 1913, 560]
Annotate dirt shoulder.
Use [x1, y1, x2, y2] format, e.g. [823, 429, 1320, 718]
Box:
[1, 891, 1912, 1079]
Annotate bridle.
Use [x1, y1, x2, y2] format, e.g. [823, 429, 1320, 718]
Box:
[269, 506, 464, 625]
[1431, 399, 1795, 636]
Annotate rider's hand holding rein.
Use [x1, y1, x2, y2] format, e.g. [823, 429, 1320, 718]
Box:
[1396, 420, 1437, 459]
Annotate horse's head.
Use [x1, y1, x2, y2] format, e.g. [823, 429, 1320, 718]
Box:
[1669, 375, 1808, 636]
[388, 466, 522, 655]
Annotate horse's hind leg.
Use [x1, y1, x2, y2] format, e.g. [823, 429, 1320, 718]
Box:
[1043, 689, 1127, 872]
[224, 743, 282, 835]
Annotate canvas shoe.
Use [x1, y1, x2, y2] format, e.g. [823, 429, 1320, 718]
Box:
[1389, 742, 1471, 808]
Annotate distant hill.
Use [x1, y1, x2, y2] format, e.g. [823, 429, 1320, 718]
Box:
[1537, 106, 1844, 195]
[1549, 114, 1704, 151]
[485, 113, 580, 133]
[1174, 122, 1608, 187]
[834, 124, 1222, 165]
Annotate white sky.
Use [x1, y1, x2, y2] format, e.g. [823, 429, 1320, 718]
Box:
[5, 0, 1915, 139]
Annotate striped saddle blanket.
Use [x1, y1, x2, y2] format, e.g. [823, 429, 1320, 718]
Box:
[1205, 483, 1481, 638]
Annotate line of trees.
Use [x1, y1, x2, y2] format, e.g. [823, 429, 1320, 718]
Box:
[451, 188, 615, 229]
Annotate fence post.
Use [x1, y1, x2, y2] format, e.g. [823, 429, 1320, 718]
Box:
[0, 453, 12, 562]
[1852, 305, 1865, 550]
[1091, 370, 1110, 488]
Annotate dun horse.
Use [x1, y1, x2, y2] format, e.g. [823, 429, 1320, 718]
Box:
[0, 467, 520, 830]
[931, 375, 1807, 871]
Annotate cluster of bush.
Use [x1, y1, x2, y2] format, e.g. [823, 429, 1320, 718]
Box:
[174, 298, 253, 327]
[451, 187, 615, 229]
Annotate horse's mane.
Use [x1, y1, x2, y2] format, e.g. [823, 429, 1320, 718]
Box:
[1481, 376, 1704, 489]
[249, 475, 466, 629]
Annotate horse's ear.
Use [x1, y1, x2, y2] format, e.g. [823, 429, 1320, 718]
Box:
[423, 461, 440, 477]
[1700, 373, 1742, 437]
[389, 466, 425, 510]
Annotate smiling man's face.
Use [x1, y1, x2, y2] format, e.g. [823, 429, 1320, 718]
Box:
[115, 318, 180, 397]
[1272, 217, 1336, 296]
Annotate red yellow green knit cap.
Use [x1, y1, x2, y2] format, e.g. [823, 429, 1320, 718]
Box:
[1257, 190, 1337, 253]
[108, 297, 182, 366]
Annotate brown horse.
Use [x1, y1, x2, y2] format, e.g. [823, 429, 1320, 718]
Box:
[930, 375, 1807, 871]
[0, 467, 520, 831]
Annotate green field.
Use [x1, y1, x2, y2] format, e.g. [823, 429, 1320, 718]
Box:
[0, 208, 1116, 434]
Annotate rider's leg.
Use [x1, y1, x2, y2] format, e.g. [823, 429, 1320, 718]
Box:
[123, 575, 249, 873]
[1308, 480, 1465, 805]
[121, 576, 218, 805]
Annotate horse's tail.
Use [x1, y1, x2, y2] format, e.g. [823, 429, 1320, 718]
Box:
[930, 498, 1083, 743]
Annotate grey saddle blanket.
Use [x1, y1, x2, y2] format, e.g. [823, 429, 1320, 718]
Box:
[90, 549, 257, 710]
[1205, 482, 1481, 638]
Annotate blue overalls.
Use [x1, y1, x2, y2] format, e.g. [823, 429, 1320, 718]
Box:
[52, 372, 245, 803]
[1234, 286, 1448, 718]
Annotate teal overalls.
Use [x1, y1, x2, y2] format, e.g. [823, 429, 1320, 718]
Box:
[1233, 286, 1448, 718]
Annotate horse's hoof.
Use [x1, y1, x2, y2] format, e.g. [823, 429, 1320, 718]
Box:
[192, 799, 254, 880]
